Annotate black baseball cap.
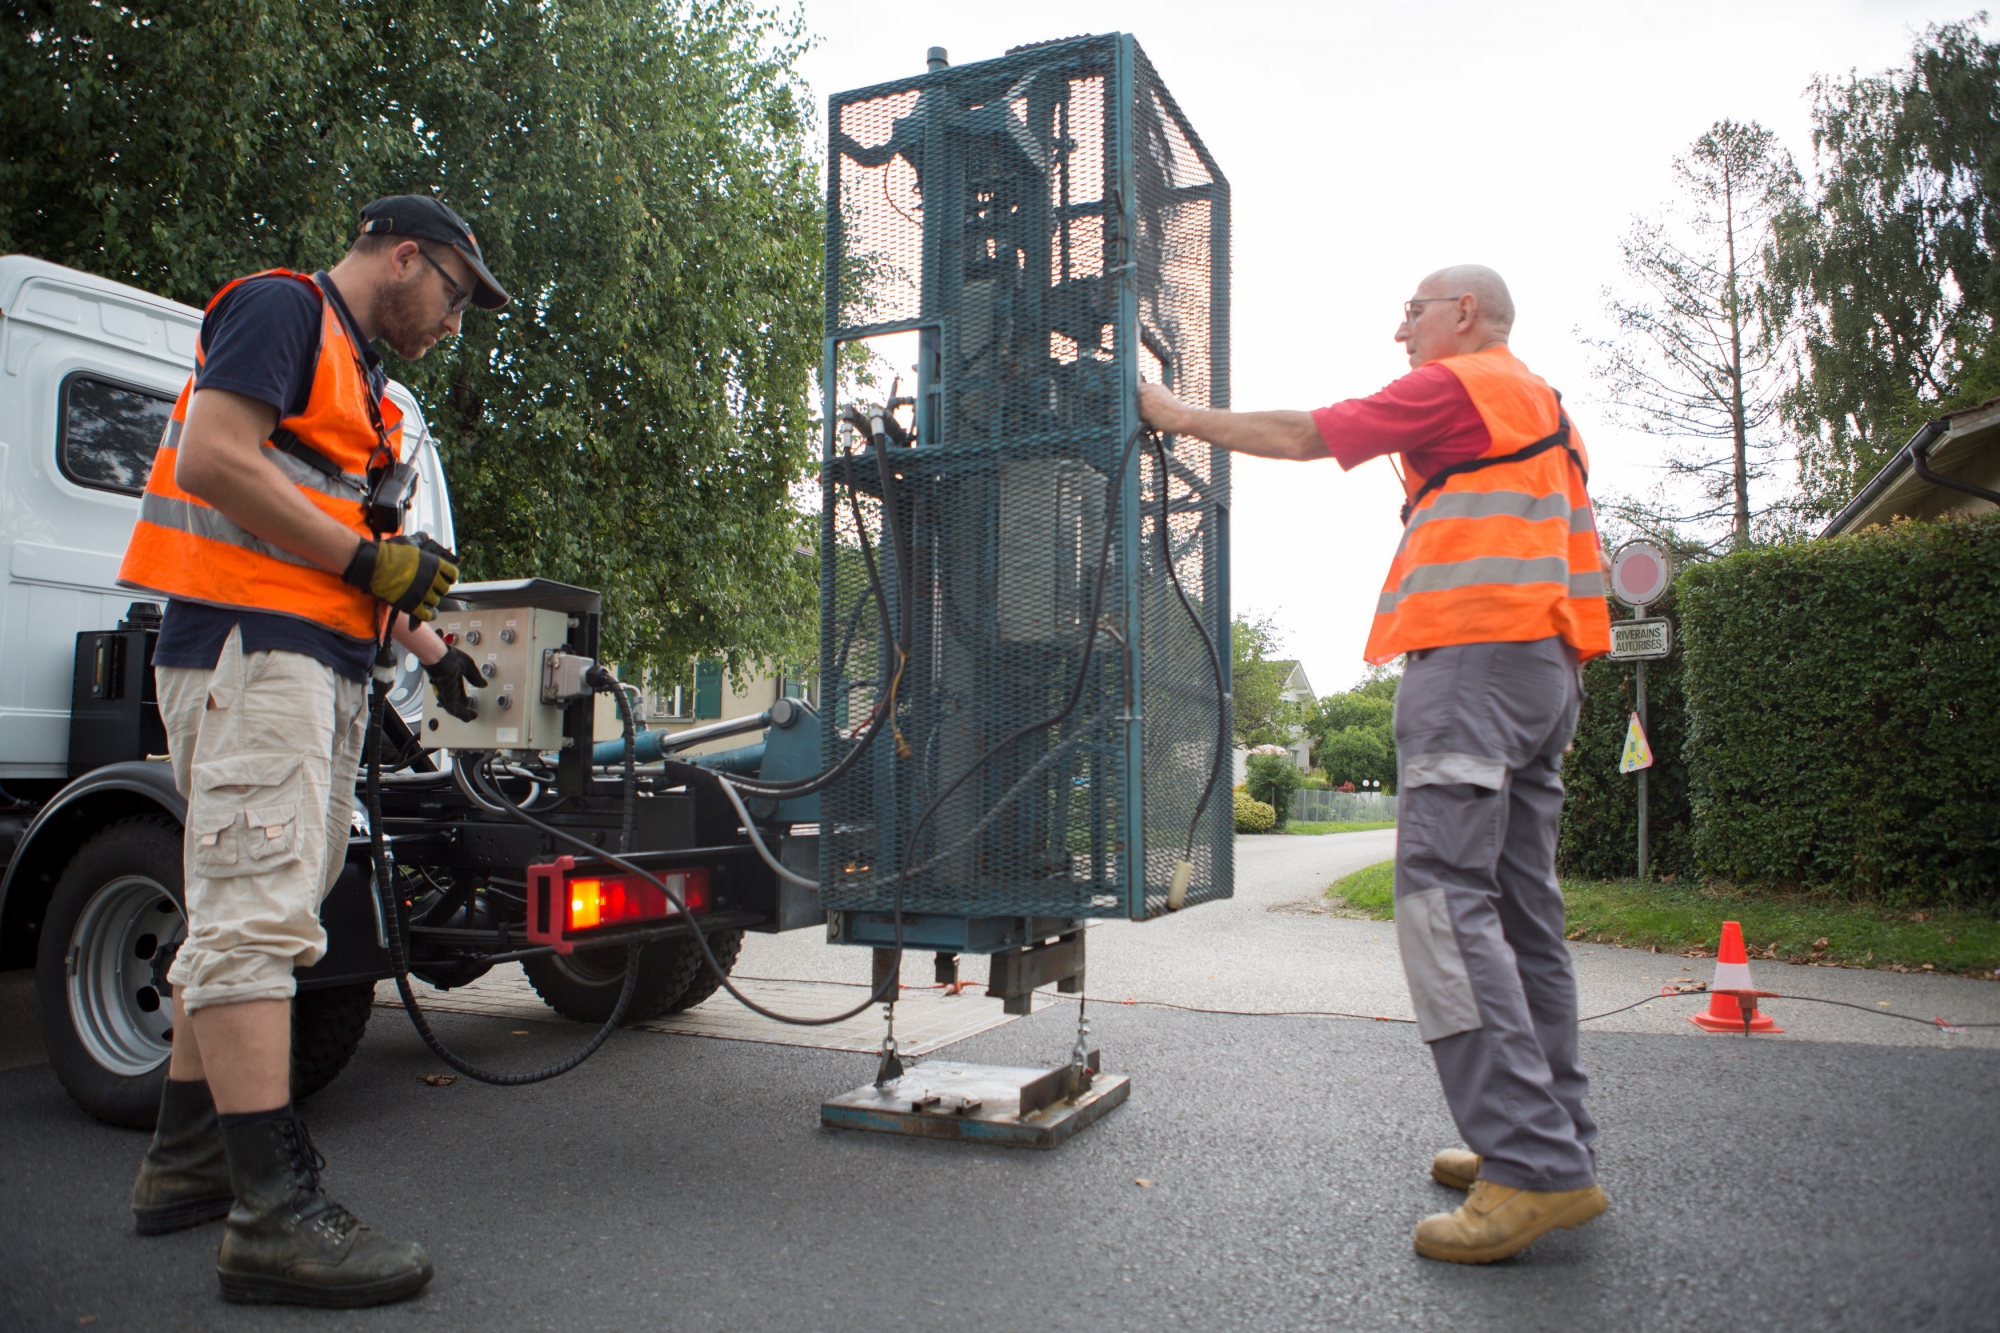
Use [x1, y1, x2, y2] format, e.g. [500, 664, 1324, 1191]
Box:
[357, 195, 509, 310]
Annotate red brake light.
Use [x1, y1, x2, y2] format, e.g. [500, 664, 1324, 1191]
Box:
[563, 869, 710, 933]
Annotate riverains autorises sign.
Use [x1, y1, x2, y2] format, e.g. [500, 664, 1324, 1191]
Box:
[1609, 617, 1672, 661]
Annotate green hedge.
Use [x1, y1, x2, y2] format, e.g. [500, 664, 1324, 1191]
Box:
[1234, 789, 1275, 833]
[1679, 514, 2000, 906]
[1558, 586, 1696, 881]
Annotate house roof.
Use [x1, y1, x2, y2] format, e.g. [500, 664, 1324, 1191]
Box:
[1271, 660, 1315, 702]
[1822, 396, 2000, 537]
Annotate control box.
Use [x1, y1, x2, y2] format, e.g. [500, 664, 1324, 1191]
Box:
[423, 604, 572, 752]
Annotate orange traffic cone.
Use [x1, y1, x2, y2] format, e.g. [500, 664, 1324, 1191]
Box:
[1689, 920, 1783, 1034]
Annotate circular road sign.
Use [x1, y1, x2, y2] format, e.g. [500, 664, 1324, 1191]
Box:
[1610, 541, 1672, 608]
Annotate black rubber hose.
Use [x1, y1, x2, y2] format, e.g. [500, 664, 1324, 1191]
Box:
[466, 751, 908, 1027]
[1152, 430, 1229, 860]
[369, 627, 642, 1086]
[693, 439, 903, 801]
[888, 426, 1149, 906]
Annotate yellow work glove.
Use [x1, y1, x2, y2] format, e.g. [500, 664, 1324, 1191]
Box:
[340, 536, 459, 622]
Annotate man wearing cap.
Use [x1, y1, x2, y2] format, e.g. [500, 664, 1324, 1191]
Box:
[117, 196, 507, 1307]
[1140, 265, 1613, 1265]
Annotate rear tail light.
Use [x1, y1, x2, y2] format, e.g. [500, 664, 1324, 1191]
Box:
[526, 856, 712, 955]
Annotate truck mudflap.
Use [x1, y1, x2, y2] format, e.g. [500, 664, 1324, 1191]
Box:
[292, 846, 393, 991]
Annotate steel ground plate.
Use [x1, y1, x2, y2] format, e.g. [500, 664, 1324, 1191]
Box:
[821, 1056, 1129, 1149]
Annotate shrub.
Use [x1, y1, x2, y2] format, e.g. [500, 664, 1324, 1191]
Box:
[1245, 753, 1302, 829]
[1679, 514, 2000, 907]
[1234, 789, 1276, 833]
[1558, 584, 1695, 881]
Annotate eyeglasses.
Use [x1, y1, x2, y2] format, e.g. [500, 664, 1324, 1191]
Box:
[417, 248, 472, 315]
[1403, 296, 1467, 322]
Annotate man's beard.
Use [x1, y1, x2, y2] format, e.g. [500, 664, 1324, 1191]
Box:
[373, 279, 439, 360]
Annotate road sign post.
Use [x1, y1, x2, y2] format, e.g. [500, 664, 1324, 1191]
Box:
[1609, 543, 1674, 881]
[1637, 645, 1648, 881]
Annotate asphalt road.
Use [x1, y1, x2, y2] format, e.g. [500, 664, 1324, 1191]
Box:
[4, 831, 1997, 1331]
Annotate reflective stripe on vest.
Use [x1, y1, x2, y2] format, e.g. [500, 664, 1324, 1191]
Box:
[1363, 346, 1612, 665]
[116, 269, 403, 642]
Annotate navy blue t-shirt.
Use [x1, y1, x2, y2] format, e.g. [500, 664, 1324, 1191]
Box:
[153, 273, 384, 684]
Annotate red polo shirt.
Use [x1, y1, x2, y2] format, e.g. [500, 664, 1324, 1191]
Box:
[1310, 362, 1491, 476]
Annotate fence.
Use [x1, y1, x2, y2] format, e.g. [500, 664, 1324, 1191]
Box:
[1290, 790, 1397, 825]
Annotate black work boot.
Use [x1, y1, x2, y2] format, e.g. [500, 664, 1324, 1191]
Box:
[215, 1112, 432, 1307]
[132, 1077, 234, 1234]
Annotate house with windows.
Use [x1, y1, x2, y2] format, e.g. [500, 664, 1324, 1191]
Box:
[1230, 659, 1317, 784]
[605, 662, 815, 757]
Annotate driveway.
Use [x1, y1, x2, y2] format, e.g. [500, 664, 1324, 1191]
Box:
[3, 831, 1995, 1331]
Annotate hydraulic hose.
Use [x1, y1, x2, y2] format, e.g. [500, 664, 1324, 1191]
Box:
[714, 439, 904, 800]
[889, 425, 1149, 906]
[467, 752, 909, 1027]
[368, 624, 644, 1086]
[1152, 430, 1230, 861]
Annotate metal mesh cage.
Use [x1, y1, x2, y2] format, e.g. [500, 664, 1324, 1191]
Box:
[818, 34, 1231, 922]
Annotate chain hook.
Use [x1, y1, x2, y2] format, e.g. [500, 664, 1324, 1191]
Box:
[1066, 988, 1091, 1101]
[874, 1000, 904, 1087]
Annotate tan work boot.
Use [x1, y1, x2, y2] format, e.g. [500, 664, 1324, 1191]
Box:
[1413, 1179, 1608, 1264]
[1431, 1148, 1481, 1191]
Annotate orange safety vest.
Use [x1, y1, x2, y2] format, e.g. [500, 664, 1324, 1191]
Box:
[1364, 345, 1611, 665]
[118, 270, 404, 642]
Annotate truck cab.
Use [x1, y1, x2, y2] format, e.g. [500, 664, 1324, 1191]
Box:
[0, 255, 456, 791]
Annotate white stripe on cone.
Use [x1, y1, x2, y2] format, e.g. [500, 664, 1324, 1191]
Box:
[1712, 959, 1756, 992]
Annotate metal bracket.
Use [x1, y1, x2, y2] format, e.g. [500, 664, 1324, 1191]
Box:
[987, 930, 1084, 1016]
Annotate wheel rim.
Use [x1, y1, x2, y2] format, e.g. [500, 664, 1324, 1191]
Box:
[67, 875, 184, 1076]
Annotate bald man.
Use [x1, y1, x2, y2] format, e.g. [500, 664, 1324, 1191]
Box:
[1141, 266, 1613, 1265]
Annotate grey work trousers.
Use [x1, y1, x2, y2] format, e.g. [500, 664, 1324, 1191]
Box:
[1392, 636, 1596, 1193]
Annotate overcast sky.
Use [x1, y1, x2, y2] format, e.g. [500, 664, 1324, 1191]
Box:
[793, 0, 1965, 694]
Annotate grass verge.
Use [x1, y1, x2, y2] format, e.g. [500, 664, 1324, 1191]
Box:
[1323, 861, 2000, 976]
[1284, 820, 1397, 836]
[1326, 860, 1396, 916]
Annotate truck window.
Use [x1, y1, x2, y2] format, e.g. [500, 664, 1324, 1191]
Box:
[58, 373, 175, 495]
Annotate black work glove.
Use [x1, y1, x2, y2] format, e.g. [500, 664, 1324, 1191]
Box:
[341, 536, 458, 622]
[424, 646, 486, 722]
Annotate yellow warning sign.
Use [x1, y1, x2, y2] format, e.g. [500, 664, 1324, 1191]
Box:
[1619, 712, 1653, 774]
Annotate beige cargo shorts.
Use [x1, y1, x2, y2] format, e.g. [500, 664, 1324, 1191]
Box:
[157, 626, 369, 1010]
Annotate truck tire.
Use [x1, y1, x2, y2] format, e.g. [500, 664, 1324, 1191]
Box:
[36, 816, 375, 1127]
[35, 815, 188, 1128]
[290, 984, 373, 1103]
[521, 937, 701, 1025]
[659, 929, 744, 1014]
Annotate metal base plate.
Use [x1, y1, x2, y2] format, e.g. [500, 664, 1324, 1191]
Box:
[821, 1060, 1130, 1149]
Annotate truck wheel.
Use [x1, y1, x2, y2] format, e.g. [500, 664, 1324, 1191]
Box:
[659, 929, 744, 1014]
[291, 984, 373, 1102]
[35, 816, 187, 1128]
[521, 937, 702, 1025]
